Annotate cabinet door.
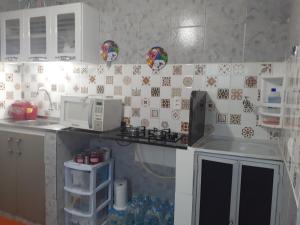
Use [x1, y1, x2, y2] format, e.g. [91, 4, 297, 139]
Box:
[23, 8, 51, 61]
[0, 131, 17, 215]
[16, 133, 45, 224]
[195, 156, 239, 225]
[51, 4, 82, 61]
[237, 162, 279, 225]
[1, 11, 24, 61]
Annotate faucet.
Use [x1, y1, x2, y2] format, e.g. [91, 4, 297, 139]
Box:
[37, 87, 54, 111]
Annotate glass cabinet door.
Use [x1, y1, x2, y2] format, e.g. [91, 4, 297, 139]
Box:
[57, 13, 75, 54]
[6, 19, 20, 56]
[1, 12, 23, 61]
[52, 4, 81, 61]
[30, 16, 46, 55]
[237, 162, 279, 225]
[195, 156, 239, 225]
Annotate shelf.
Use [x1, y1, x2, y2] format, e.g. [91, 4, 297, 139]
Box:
[260, 103, 282, 108]
[64, 160, 111, 171]
[260, 123, 282, 129]
[261, 75, 284, 79]
[259, 111, 281, 117]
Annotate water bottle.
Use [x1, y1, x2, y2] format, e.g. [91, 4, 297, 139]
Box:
[135, 198, 145, 225]
[125, 201, 136, 225]
[144, 207, 159, 225]
[108, 208, 119, 225]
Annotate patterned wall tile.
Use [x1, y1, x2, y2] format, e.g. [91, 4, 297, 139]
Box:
[150, 108, 160, 119]
[181, 99, 190, 110]
[114, 65, 123, 75]
[132, 108, 140, 117]
[181, 122, 189, 133]
[230, 114, 241, 125]
[97, 85, 105, 94]
[132, 88, 141, 96]
[173, 65, 182, 75]
[231, 89, 243, 100]
[133, 65, 141, 75]
[183, 76, 193, 87]
[106, 76, 114, 84]
[151, 87, 160, 97]
[206, 76, 217, 87]
[162, 77, 171, 86]
[161, 99, 170, 108]
[242, 96, 254, 113]
[217, 88, 229, 99]
[195, 64, 206, 76]
[142, 76, 151, 86]
[242, 127, 254, 138]
[171, 88, 181, 97]
[245, 76, 257, 88]
[171, 110, 181, 120]
[216, 113, 227, 124]
[218, 64, 232, 75]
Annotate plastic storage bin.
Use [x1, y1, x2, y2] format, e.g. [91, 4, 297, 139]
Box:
[65, 204, 109, 225]
[65, 185, 110, 215]
[65, 160, 112, 194]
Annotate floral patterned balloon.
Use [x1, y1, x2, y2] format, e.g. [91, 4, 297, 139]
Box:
[146, 47, 168, 72]
[100, 40, 119, 66]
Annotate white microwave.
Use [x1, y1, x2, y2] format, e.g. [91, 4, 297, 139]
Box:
[60, 96, 123, 131]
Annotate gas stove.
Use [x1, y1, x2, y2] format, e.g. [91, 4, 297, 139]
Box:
[119, 126, 182, 143]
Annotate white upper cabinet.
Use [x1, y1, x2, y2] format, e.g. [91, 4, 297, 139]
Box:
[1, 11, 24, 61]
[23, 8, 51, 61]
[0, 3, 99, 63]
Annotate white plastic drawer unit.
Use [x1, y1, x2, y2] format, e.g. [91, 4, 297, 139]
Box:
[64, 160, 113, 194]
[65, 204, 109, 225]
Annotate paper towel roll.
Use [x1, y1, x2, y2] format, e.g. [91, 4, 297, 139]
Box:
[113, 178, 128, 210]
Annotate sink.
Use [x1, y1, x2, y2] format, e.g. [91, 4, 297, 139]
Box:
[14, 119, 59, 126]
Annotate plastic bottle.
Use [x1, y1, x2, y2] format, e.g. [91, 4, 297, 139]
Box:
[268, 88, 281, 103]
[144, 207, 159, 225]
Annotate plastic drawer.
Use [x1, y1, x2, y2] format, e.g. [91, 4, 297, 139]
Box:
[64, 160, 112, 194]
[65, 205, 109, 225]
[65, 185, 110, 215]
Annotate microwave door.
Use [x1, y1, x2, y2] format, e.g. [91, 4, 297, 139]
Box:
[63, 100, 91, 129]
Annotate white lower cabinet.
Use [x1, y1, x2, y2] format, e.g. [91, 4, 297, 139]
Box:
[175, 150, 282, 225]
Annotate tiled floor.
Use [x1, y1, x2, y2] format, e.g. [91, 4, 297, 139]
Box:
[0, 211, 40, 225]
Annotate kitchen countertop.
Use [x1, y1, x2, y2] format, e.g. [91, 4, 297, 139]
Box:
[190, 135, 282, 161]
[0, 118, 66, 132]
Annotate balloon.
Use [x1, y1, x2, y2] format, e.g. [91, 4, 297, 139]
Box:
[146, 47, 168, 72]
[100, 40, 119, 66]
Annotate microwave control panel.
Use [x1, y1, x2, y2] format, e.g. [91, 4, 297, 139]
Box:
[94, 100, 103, 130]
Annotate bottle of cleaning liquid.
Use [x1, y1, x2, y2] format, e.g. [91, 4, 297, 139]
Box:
[268, 88, 281, 103]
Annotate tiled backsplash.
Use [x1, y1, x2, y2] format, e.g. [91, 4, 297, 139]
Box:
[0, 63, 22, 118]
[18, 62, 283, 140]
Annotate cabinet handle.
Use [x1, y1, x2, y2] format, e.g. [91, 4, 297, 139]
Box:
[7, 137, 13, 154]
[54, 56, 76, 61]
[28, 56, 47, 61]
[15, 138, 22, 155]
[5, 56, 18, 61]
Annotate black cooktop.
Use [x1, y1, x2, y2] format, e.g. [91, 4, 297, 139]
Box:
[61, 126, 188, 149]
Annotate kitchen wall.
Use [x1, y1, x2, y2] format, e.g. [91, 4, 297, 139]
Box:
[20, 62, 282, 140]
[278, 0, 300, 224]
[0, 0, 292, 63]
[0, 63, 22, 119]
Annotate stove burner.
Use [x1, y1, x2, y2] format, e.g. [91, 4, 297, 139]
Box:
[119, 126, 181, 143]
[120, 126, 146, 138]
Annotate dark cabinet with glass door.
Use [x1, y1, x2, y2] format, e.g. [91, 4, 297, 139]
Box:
[193, 154, 280, 225]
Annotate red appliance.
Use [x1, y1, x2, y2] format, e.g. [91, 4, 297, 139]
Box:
[9, 101, 38, 121]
